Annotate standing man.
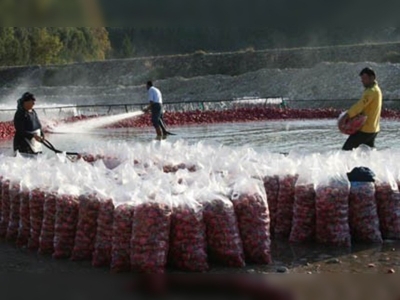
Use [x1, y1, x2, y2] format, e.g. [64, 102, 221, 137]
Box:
[13, 92, 45, 156]
[143, 81, 168, 140]
[342, 67, 382, 151]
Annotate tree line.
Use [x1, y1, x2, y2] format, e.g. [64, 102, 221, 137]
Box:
[2, 24, 400, 67]
[0, 27, 110, 67]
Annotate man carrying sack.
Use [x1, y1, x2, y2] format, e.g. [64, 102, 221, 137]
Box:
[342, 67, 382, 151]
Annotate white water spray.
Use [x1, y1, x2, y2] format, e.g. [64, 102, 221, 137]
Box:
[49, 111, 144, 133]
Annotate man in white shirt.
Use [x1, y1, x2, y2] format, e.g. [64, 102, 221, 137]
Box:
[143, 81, 166, 140]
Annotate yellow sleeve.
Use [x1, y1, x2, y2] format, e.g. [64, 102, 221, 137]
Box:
[347, 91, 373, 118]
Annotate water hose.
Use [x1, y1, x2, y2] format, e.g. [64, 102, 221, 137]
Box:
[159, 119, 176, 136]
[41, 138, 80, 157]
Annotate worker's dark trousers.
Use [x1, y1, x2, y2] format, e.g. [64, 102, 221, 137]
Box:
[342, 131, 378, 151]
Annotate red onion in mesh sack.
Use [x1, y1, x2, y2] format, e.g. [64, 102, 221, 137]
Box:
[0, 179, 10, 238]
[338, 112, 367, 135]
[275, 174, 299, 238]
[349, 182, 382, 243]
[163, 163, 197, 174]
[102, 157, 122, 170]
[263, 175, 279, 236]
[39, 192, 57, 254]
[131, 200, 172, 274]
[111, 203, 134, 273]
[92, 198, 114, 267]
[0, 177, 2, 220]
[231, 179, 271, 264]
[201, 194, 245, 268]
[71, 194, 100, 261]
[290, 183, 316, 243]
[16, 187, 30, 248]
[168, 195, 208, 272]
[80, 154, 120, 169]
[28, 189, 45, 250]
[315, 177, 351, 247]
[53, 194, 79, 259]
[375, 181, 400, 239]
[6, 182, 21, 241]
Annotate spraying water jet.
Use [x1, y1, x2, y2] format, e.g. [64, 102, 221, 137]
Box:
[48, 111, 144, 134]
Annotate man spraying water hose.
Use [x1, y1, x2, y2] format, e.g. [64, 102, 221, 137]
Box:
[142, 81, 174, 140]
[13, 92, 45, 156]
[342, 68, 382, 151]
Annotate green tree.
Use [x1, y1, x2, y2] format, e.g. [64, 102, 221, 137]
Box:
[0, 27, 16, 66]
[14, 28, 31, 65]
[121, 35, 134, 58]
[29, 27, 63, 65]
[0, 27, 111, 66]
[91, 27, 111, 60]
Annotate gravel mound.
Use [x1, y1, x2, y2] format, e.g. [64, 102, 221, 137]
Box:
[1, 62, 400, 108]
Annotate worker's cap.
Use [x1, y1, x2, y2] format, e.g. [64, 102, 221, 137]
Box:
[21, 92, 35, 102]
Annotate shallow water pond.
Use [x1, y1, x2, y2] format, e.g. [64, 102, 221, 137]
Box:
[2, 119, 400, 155]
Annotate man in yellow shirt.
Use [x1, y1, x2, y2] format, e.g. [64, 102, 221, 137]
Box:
[342, 67, 382, 151]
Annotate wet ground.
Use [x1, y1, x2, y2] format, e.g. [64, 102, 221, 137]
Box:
[1, 239, 399, 299]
